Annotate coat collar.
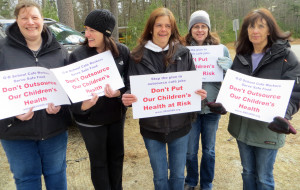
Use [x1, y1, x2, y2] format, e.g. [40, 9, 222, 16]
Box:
[145, 40, 169, 52]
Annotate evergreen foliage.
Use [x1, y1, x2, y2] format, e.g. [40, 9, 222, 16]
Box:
[0, 0, 14, 18]
[42, 0, 59, 21]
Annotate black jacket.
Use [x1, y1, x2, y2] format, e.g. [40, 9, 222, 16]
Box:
[128, 42, 196, 143]
[0, 22, 70, 140]
[69, 43, 130, 125]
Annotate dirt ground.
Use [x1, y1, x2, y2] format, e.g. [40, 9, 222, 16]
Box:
[0, 110, 299, 190]
[1, 42, 300, 190]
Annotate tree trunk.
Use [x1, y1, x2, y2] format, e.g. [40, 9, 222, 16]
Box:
[57, 0, 75, 29]
[110, 0, 119, 42]
[42, 0, 46, 9]
[167, 0, 171, 8]
[88, 0, 94, 12]
[186, 0, 190, 24]
[178, 0, 183, 24]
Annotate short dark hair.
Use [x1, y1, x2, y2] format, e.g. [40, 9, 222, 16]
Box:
[236, 8, 291, 55]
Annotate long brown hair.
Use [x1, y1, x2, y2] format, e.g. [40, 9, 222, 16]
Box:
[184, 30, 220, 46]
[81, 36, 119, 57]
[131, 7, 182, 65]
[236, 8, 291, 55]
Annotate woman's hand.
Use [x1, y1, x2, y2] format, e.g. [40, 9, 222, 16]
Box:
[195, 89, 207, 100]
[104, 84, 121, 98]
[81, 93, 99, 111]
[16, 107, 34, 121]
[46, 103, 61, 114]
[122, 94, 137, 106]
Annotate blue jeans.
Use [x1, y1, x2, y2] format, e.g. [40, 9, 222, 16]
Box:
[1, 131, 68, 190]
[143, 134, 189, 190]
[185, 113, 220, 190]
[237, 140, 278, 190]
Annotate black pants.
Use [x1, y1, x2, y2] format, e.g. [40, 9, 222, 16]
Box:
[77, 119, 125, 190]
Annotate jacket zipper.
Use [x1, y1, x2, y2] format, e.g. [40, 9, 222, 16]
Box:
[141, 57, 173, 138]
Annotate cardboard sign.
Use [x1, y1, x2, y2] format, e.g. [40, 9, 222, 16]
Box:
[187, 45, 224, 82]
[130, 71, 202, 119]
[216, 69, 294, 122]
[51, 51, 124, 103]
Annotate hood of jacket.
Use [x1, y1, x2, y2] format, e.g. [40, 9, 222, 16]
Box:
[236, 39, 291, 67]
[5, 22, 58, 52]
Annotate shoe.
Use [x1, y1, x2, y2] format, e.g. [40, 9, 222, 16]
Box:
[184, 184, 195, 190]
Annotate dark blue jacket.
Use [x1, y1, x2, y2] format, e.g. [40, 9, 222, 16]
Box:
[0, 22, 70, 140]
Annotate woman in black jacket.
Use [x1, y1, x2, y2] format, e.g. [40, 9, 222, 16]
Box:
[122, 7, 207, 190]
[69, 9, 129, 190]
[0, 1, 70, 189]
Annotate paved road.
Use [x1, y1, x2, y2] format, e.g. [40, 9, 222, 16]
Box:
[291, 44, 300, 60]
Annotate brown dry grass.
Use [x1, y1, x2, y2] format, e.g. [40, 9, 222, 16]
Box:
[1, 109, 299, 190]
[0, 42, 300, 190]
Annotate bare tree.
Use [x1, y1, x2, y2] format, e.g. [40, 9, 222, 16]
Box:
[41, 0, 46, 9]
[177, 0, 183, 23]
[87, 0, 94, 11]
[167, 0, 171, 8]
[186, 0, 191, 24]
[110, 0, 119, 41]
[57, 0, 75, 29]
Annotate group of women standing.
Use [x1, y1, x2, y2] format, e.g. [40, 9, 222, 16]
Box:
[0, 1, 299, 190]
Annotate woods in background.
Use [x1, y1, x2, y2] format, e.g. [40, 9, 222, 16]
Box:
[1, 0, 299, 48]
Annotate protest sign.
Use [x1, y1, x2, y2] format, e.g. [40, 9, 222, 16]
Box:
[130, 71, 202, 119]
[216, 69, 294, 122]
[0, 67, 70, 120]
[187, 45, 223, 82]
[51, 51, 124, 103]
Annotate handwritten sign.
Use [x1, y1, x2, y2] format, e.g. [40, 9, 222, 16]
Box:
[51, 51, 124, 103]
[130, 71, 202, 119]
[187, 45, 223, 82]
[216, 69, 294, 122]
[0, 67, 70, 120]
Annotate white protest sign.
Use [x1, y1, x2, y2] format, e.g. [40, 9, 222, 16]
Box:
[51, 51, 124, 103]
[130, 71, 202, 119]
[216, 69, 294, 122]
[0, 67, 70, 120]
[187, 45, 224, 82]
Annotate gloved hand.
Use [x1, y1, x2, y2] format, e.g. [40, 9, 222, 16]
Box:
[206, 102, 227, 115]
[267, 116, 297, 135]
[217, 57, 233, 71]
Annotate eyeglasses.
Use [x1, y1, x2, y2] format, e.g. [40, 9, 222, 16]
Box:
[192, 25, 208, 31]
